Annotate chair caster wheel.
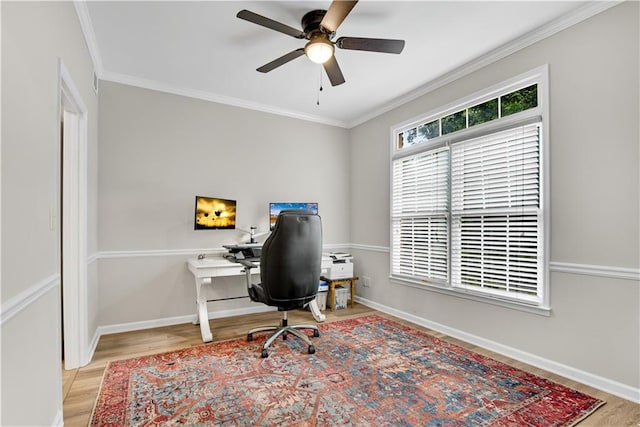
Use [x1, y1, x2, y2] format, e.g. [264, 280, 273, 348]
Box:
[313, 329, 320, 338]
[261, 349, 269, 358]
[308, 345, 315, 355]
[247, 333, 253, 342]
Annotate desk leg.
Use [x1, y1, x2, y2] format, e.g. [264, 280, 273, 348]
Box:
[194, 277, 213, 342]
[308, 299, 326, 322]
[328, 282, 336, 312]
[350, 278, 355, 308]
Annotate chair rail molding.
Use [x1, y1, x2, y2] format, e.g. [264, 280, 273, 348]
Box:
[350, 244, 639, 283]
[350, 243, 390, 253]
[549, 261, 640, 282]
[0, 274, 60, 326]
[96, 243, 351, 260]
[95, 245, 639, 283]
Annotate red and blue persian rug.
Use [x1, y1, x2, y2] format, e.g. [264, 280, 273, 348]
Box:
[90, 315, 604, 426]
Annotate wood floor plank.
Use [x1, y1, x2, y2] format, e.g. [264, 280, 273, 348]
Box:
[62, 305, 640, 426]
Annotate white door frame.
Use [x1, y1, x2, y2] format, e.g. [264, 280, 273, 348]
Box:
[59, 60, 89, 369]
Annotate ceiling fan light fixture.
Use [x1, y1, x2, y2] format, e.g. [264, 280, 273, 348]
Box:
[305, 37, 334, 64]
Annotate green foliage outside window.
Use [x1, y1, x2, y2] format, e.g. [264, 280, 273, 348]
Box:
[501, 84, 537, 117]
[442, 110, 466, 135]
[468, 99, 498, 127]
[397, 84, 538, 150]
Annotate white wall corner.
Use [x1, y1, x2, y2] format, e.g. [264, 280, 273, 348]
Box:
[73, 1, 104, 77]
[51, 409, 64, 427]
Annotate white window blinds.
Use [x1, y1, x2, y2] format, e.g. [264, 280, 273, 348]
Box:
[391, 147, 449, 283]
[450, 122, 542, 303]
[390, 67, 548, 310]
[391, 121, 543, 304]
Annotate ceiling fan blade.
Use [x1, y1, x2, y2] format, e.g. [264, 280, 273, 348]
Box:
[320, 1, 358, 33]
[336, 37, 405, 54]
[237, 10, 306, 39]
[256, 48, 306, 73]
[323, 55, 346, 86]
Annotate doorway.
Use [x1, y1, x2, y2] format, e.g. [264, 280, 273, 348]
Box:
[59, 61, 89, 370]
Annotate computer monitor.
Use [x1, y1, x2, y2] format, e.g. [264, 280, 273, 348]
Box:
[269, 202, 318, 230]
[194, 196, 236, 230]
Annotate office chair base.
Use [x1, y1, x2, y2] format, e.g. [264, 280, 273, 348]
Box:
[247, 322, 320, 358]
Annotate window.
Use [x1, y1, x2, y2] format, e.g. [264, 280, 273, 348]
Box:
[391, 66, 548, 312]
[392, 147, 449, 283]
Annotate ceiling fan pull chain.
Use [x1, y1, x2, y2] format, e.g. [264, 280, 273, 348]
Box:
[317, 67, 324, 106]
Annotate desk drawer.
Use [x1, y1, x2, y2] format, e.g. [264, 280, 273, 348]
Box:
[191, 265, 259, 278]
[215, 266, 259, 277]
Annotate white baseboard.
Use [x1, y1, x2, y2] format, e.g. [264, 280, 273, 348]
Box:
[96, 305, 275, 337]
[52, 409, 63, 427]
[86, 328, 101, 366]
[355, 295, 640, 404]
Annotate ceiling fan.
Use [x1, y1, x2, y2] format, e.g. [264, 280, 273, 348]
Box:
[236, 1, 405, 86]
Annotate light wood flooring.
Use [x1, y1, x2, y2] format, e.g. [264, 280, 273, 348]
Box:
[63, 305, 640, 426]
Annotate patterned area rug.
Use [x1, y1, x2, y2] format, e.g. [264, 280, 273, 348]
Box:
[90, 315, 604, 426]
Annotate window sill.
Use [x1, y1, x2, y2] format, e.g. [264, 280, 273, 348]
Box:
[389, 275, 552, 317]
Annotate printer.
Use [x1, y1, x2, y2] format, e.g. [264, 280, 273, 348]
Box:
[323, 252, 354, 280]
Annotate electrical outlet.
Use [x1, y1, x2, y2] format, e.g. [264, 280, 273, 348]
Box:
[362, 276, 371, 288]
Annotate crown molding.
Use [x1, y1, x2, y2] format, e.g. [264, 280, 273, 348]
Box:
[100, 70, 349, 128]
[73, 1, 104, 77]
[345, 1, 622, 128]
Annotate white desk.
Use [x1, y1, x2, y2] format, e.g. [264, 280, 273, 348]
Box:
[187, 257, 327, 342]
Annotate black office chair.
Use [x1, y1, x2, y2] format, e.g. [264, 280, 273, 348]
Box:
[240, 210, 322, 358]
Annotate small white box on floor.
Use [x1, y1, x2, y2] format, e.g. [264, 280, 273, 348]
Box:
[315, 291, 327, 311]
[333, 286, 350, 310]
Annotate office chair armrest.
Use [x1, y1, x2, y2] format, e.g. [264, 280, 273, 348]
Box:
[239, 259, 259, 301]
[238, 259, 258, 270]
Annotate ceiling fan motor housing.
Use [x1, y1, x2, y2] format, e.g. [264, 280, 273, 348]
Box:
[302, 9, 334, 39]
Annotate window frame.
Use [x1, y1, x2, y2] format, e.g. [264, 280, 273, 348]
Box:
[389, 65, 550, 315]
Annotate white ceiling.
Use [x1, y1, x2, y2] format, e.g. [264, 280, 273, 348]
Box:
[81, 1, 606, 128]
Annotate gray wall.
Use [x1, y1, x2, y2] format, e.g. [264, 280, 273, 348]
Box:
[97, 82, 350, 326]
[349, 2, 639, 392]
[1, 1, 99, 425]
[1, 3, 637, 426]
